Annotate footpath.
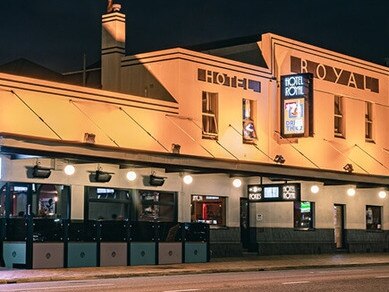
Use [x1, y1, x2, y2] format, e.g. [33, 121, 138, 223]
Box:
[1, 253, 389, 284]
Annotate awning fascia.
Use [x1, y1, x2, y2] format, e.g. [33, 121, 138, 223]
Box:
[1, 133, 389, 187]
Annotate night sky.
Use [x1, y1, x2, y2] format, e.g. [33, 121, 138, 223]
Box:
[0, 0, 388, 73]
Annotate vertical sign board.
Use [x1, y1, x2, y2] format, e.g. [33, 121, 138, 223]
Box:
[281, 73, 313, 138]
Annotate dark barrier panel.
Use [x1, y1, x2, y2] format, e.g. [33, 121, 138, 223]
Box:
[182, 223, 210, 263]
[129, 222, 156, 266]
[2, 218, 28, 268]
[33, 218, 64, 242]
[32, 219, 64, 268]
[157, 223, 182, 264]
[66, 220, 97, 267]
[99, 220, 128, 267]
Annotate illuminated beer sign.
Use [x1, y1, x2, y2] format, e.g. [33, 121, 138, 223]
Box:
[281, 73, 313, 138]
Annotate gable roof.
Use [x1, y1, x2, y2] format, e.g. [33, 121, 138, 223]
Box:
[0, 58, 64, 82]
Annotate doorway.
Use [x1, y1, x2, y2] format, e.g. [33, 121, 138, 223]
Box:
[240, 198, 250, 249]
[333, 204, 345, 249]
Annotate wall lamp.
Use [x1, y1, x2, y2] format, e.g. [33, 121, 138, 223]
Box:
[343, 163, 354, 173]
[273, 155, 285, 164]
[89, 170, 113, 183]
[31, 165, 52, 179]
[149, 174, 166, 186]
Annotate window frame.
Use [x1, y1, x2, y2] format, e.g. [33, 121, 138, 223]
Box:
[202, 91, 218, 139]
[191, 195, 227, 228]
[242, 98, 257, 143]
[365, 101, 374, 142]
[366, 205, 382, 231]
[334, 95, 345, 138]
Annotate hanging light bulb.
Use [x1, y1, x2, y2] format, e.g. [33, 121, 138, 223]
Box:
[183, 174, 193, 185]
[347, 187, 356, 197]
[126, 171, 137, 181]
[64, 164, 75, 176]
[378, 190, 387, 199]
[232, 178, 242, 188]
[310, 185, 320, 194]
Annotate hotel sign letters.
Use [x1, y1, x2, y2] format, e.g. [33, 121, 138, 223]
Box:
[198, 68, 261, 93]
[281, 73, 313, 138]
[291, 56, 379, 93]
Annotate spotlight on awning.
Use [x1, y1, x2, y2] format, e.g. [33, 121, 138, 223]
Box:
[343, 163, 354, 173]
[273, 155, 285, 164]
[31, 165, 52, 179]
[171, 143, 181, 154]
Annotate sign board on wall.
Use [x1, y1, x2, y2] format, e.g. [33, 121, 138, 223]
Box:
[248, 183, 301, 202]
[280, 73, 313, 138]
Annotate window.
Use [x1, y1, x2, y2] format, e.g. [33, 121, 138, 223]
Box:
[365, 102, 373, 141]
[242, 98, 257, 143]
[33, 184, 70, 218]
[334, 95, 344, 137]
[294, 201, 314, 229]
[191, 195, 226, 227]
[202, 91, 218, 139]
[86, 187, 132, 220]
[366, 205, 382, 230]
[138, 190, 177, 222]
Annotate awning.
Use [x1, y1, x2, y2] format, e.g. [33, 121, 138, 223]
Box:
[1, 132, 389, 187]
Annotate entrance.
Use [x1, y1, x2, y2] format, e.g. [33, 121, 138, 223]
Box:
[333, 204, 345, 249]
[240, 198, 250, 249]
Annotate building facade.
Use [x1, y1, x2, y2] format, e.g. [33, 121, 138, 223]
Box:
[1, 6, 388, 267]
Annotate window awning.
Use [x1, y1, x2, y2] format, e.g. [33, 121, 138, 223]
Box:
[1, 132, 389, 187]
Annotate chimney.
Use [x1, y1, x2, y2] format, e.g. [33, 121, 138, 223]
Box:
[101, 3, 125, 91]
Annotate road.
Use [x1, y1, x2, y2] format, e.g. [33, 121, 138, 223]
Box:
[1, 265, 388, 292]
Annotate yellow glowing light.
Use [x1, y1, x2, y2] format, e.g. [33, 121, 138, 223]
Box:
[64, 164, 75, 176]
[310, 185, 320, 194]
[126, 171, 137, 181]
[378, 191, 387, 199]
[183, 175, 193, 185]
[232, 178, 242, 188]
[347, 188, 356, 197]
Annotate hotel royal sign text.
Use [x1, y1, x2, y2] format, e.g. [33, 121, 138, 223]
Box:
[280, 73, 313, 138]
[198, 68, 261, 93]
[291, 56, 379, 93]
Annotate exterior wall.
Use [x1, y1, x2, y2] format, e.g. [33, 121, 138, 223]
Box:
[260, 33, 389, 174]
[248, 178, 389, 255]
[1, 30, 388, 257]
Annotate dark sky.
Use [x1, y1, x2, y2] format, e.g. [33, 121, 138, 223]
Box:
[0, 0, 388, 72]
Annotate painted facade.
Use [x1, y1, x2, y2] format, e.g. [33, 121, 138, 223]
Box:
[1, 6, 389, 265]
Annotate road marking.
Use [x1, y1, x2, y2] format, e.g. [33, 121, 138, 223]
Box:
[163, 289, 201, 292]
[375, 275, 389, 279]
[7, 283, 114, 291]
[282, 281, 310, 285]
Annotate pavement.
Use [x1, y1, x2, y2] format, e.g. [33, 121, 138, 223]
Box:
[1, 253, 389, 284]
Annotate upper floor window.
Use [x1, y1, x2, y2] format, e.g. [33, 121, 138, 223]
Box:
[202, 91, 218, 139]
[365, 102, 373, 141]
[242, 98, 257, 143]
[334, 95, 344, 137]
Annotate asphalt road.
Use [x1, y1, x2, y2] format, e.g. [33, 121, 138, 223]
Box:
[1, 265, 388, 292]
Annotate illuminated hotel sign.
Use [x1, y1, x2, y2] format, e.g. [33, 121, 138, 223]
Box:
[291, 56, 379, 93]
[281, 73, 313, 138]
[198, 68, 261, 93]
[248, 183, 301, 202]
